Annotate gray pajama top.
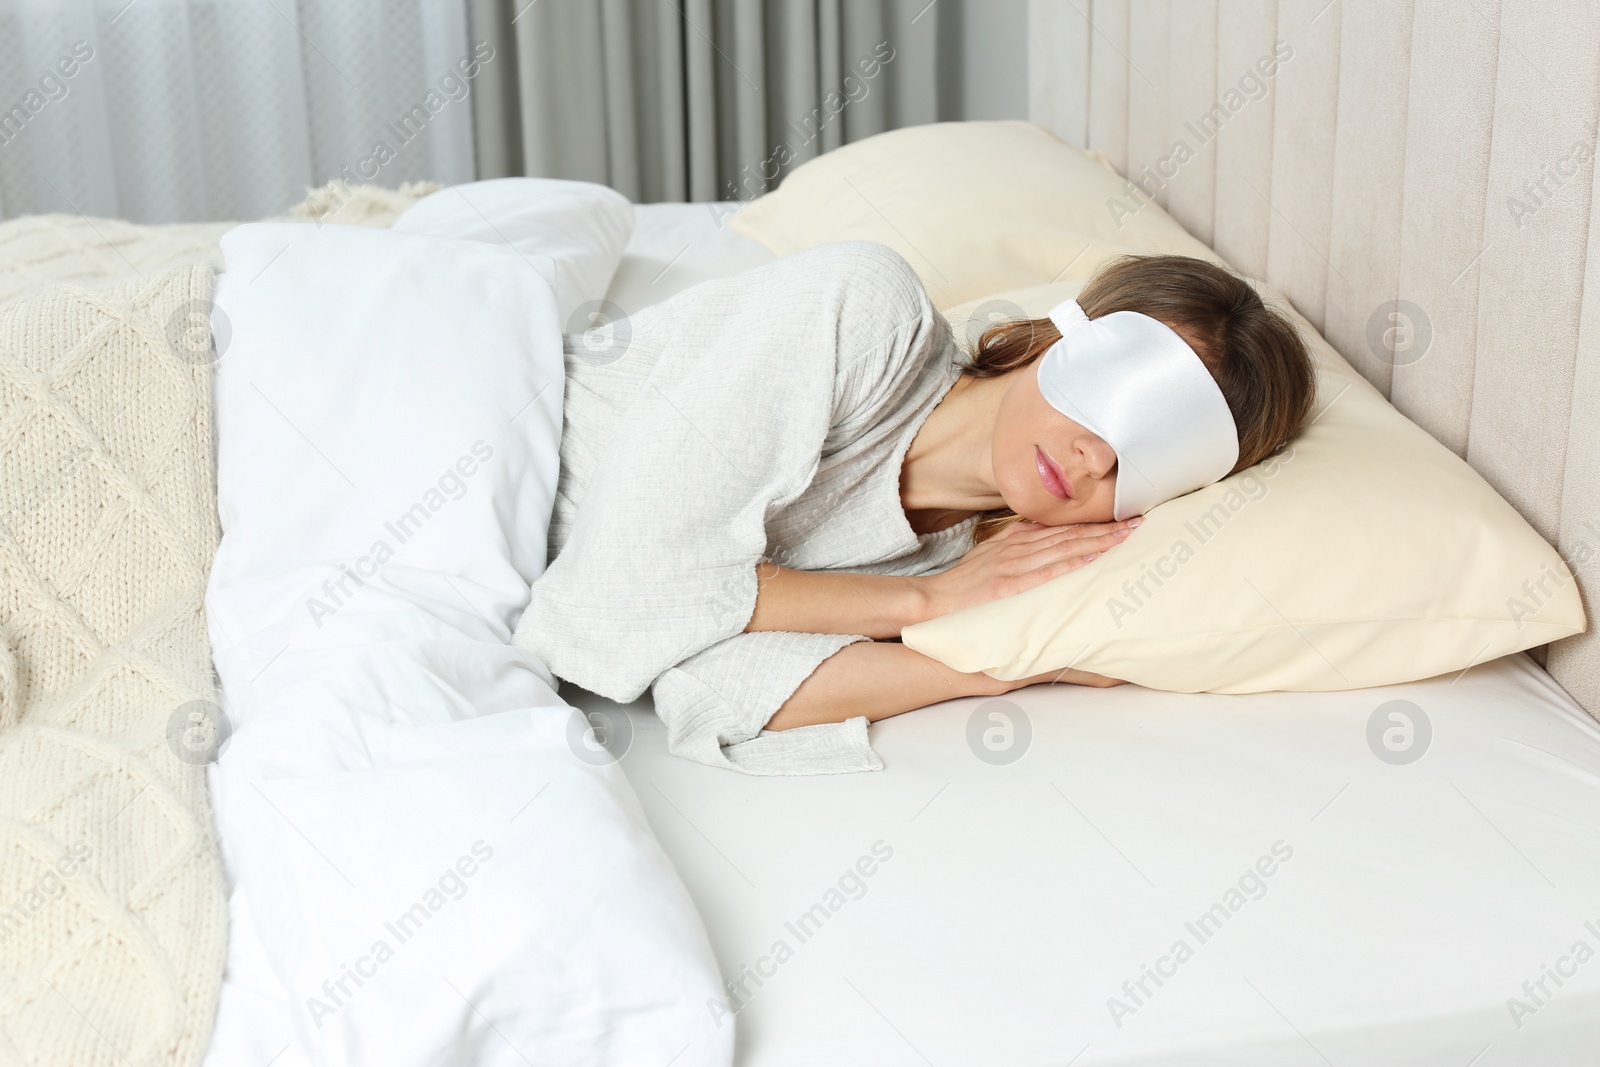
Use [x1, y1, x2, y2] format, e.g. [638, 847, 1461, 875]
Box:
[511, 240, 979, 775]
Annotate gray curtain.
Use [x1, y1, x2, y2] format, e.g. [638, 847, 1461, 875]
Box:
[467, 0, 961, 202]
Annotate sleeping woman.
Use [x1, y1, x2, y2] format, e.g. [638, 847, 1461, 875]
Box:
[513, 241, 1316, 774]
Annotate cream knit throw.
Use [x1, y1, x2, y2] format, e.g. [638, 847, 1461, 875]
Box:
[0, 179, 436, 1066]
[0, 262, 226, 1067]
[0, 179, 439, 311]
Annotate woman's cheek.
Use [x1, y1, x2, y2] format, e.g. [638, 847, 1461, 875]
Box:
[992, 447, 1043, 521]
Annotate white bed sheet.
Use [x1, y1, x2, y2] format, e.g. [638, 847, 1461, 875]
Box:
[565, 651, 1600, 1066]
[574, 201, 1600, 1066]
[602, 201, 776, 314]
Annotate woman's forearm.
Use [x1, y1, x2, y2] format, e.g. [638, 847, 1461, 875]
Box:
[765, 639, 1004, 730]
[765, 641, 1130, 731]
[746, 562, 927, 640]
[746, 519, 1138, 639]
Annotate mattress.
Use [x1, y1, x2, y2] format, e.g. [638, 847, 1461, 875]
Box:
[565, 652, 1600, 1067]
[571, 203, 1600, 1066]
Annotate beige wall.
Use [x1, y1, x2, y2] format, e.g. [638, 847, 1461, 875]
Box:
[1028, 0, 1599, 716]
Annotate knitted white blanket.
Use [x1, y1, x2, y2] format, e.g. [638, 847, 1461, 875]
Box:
[0, 181, 434, 1066]
[0, 261, 227, 1066]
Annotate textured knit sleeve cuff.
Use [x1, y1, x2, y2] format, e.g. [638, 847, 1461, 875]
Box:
[650, 630, 884, 775]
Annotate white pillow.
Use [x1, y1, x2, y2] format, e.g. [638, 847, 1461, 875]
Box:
[393, 176, 634, 327]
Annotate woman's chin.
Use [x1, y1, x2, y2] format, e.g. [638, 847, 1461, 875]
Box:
[1013, 495, 1071, 526]
[1026, 497, 1114, 527]
[1001, 479, 1093, 525]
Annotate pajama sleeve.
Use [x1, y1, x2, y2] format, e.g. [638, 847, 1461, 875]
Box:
[649, 630, 881, 775]
[514, 241, 941, 705]
[515, 239, 955, 776]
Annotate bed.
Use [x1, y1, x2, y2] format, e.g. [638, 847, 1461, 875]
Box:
[556, 200, 1600, 1066]
[4, 3, 1597, 1063]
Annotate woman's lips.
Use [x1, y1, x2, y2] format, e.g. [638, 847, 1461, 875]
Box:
[1035, 446, 1074, 500]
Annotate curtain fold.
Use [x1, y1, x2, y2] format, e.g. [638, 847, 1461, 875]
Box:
[0, 0, 479, 224]
[492, 0, 948, 204]
[0, 0, 955, 221]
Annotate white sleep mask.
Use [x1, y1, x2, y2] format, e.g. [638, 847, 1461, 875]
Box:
[1035, 299, 1239, 520]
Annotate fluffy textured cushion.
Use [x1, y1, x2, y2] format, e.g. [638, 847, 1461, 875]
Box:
[901, 279, 1586, 691]
[729, 119, 1222, 310]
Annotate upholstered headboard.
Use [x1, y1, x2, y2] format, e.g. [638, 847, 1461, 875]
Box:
[1027, 0, 1597, 716]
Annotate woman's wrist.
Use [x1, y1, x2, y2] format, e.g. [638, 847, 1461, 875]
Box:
[748, 564, 938, 640]
[895, 574, 938, 630]
[859, 573, 935, 638]
[970, 669, 1014, 698]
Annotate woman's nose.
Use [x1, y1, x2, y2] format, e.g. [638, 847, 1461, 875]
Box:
[1079, 437, 1117, 479]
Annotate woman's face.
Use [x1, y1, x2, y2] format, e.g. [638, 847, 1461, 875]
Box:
[991, 360, 1119, 525]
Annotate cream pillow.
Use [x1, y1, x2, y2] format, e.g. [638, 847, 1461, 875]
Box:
[899, 280, 1586, 693]
[729, 120, 1224, 310]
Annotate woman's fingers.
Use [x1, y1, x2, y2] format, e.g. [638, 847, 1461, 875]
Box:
[995, 520, 1048, 541]
[982, 544, 1101, 601]
[1007, 666, 1127, 689]
[1001, 518, 1139, 546]
[946, 515, 1146, 611]
[1016, 526, 1132, 565]
[1010, 551, 1100, 592]
[1060, 668, 1127, 687]
[1038, 551, 1107, 583]
[994, 530, 1130, 595]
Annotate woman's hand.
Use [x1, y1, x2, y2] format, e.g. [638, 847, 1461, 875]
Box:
[916, 515, 1143, 622]
[993, 666, 1128, 691]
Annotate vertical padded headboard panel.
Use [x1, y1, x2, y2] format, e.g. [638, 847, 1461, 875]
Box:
[1028, 0, 1599, 717]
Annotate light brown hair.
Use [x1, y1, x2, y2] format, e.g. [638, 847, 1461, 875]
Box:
[958, 254, 1317, 542]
